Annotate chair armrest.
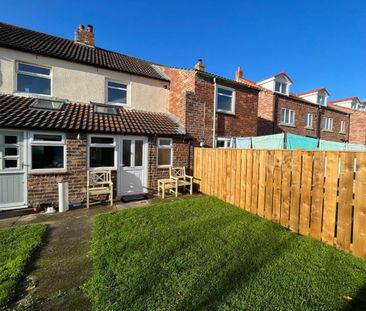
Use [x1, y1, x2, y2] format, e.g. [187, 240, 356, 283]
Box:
[184, 175, 193, 181]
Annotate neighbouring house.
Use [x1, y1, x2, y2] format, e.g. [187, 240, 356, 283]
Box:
[234, 67, 351, 142]
[157, 60, 260, 148]
[0, 22, 191, 210]
[328, 98, 366, 145]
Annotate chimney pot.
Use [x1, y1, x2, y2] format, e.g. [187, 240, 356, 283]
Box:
[194, 58, 205, 72]
[235, 66, 243, 81]
[75, 24, 95, 47]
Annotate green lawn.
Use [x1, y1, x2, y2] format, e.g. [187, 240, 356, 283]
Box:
[85, 196, 366, 311]
[0, 224, 46, 307]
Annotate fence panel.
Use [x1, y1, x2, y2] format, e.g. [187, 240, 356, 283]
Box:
[193, 148, 366, 259]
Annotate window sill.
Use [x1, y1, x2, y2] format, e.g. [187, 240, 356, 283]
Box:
[217, 110, 235, 116]
[305, 127, 314, 130]
[339, 132, 347, 135]
[28, 169, 67, 175]
[157, 165, 172, 169]
[280, 123, 296, 128]
[14, 92, 52, 98]
[88, 167, 117, 171]
[322, 129, 334, 133]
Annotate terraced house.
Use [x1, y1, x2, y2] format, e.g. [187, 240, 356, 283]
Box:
[0, 22, 259, 210]
[0, 22, 189, 210]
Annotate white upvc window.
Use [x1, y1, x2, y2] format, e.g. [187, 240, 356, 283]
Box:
[317, 93, 325, 105]
[305, 113, 313, 128]
[216, 86, 235, 114]
[275, 81, 287, 94]
[323, 117, 333, 131]
[280, 108, 295, 126]
[340, 120, 346, 134]
[0, 134, 21, 170]
[16, 62, 51, 95]
[88, 135, 117, 170]
[106, 80, 128, 105]
[216, 137, 234, 148]
[30, 132, 66, 172]
[157, 138, 173, 167]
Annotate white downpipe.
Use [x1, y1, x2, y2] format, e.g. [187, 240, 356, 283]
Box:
[212, 77, 217, 147]
[58, 182, 69, 212]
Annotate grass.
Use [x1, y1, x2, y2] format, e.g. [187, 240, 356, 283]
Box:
[85, 196, 366, 310]
[0, 224, 46, 308]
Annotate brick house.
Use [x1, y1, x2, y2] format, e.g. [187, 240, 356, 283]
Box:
[234, 68, 350, 142]
[0, 22, 192, 210]
[328, 98, 366, 145]
[158, 60, 260, 148]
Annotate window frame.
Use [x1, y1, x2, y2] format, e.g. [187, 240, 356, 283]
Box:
[323, 117, 334, 131]
[157, 137, 173, 168]
[340, 120, 346, 134]
[305, 113, 313, 129]
[16, 62, 52, 96]
[87, 134, 117, 170]
[216, 137, 234, 148]
[216, 85, 236, 114]
[280, 108, 295, 126]
[274, 81, 288, 95]
[105, 79, 129, 106]
[29, 131, 66, 173]
[0, 133, 21, 171]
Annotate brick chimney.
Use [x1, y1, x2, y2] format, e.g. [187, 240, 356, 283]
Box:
[75, 24, 95, 47]
[194, 59, 205, 71]
[235, 66, 243, 81]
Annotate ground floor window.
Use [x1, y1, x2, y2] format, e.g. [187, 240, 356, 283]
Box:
[30, 132, 65, 171]
[88, 135, 116, 169]
[216, 137, 234, 148]
[157, 138, 173, 167]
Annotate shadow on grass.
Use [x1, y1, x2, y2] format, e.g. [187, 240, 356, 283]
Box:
[341, 281, 366, 311]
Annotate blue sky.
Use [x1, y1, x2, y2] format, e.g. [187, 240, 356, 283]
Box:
[1, 0, 365, 100]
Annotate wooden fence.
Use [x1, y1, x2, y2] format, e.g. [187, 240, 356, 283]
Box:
[193, 148, 366, 259]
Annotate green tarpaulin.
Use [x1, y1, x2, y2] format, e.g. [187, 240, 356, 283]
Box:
[252, 133, 284, 150]
[236, 137, 252, 149]
[346, 144, 366, 151]
[319, 140, 346, 151]
[286, 133, 319, 150]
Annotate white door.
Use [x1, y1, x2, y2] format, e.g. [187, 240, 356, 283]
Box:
[0, 131, 27, 210]
[118, 136, 148, 195]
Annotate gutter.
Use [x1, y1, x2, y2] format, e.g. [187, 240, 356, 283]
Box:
[213, 77, 217, 147]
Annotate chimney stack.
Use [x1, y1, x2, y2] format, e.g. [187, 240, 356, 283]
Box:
[235, 66, 243, 81]
[194, 59, 205, 71]
[75, 24, 95, 47]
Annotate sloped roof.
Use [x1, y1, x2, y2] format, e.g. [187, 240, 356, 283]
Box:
[0, 22, 168, 81]
[297, 87, 330, 97]
[0, 94, 185, 135]
[328, 96, 361, 104]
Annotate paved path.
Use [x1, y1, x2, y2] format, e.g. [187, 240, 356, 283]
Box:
[0, 200, 154, 310]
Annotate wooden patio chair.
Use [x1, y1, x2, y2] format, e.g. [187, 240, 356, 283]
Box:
[169, 167, 193, 195]
[86, 170, 113, 208]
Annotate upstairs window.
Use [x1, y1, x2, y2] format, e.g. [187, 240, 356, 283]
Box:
[93, 103, 118, 115]
[275, 81, 287, 94]
[323, 117, 333, 131]
[340, 120, 346, 133]
[305, 113, 313, 128]
[17, 63, 51, 95]
[351, 102, 357, 109]
[30, 98, 64, 111]
[317, 94, 325, 105]
[280, 108, 295, 126]
[217, 86, 235, 114]
[107, 81, 127, 105]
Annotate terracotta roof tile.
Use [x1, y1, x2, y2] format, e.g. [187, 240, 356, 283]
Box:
[0, 94, 185, 136]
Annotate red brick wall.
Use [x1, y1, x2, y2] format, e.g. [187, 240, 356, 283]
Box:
[194, 74, 259, 146]
[258, 91, 350, 142]
[349, 111, 366, 145]
[148, 136, 192, 192]
[320, 108, 349, 142]
[257, 90, 275, 135]
[27, 133, 191, 206]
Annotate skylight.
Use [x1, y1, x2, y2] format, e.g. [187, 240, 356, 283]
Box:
[93, 103, 118, 115]
[31, 98, 65, 111]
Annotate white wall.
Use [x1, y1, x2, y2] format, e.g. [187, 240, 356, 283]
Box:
[0, 47, 169, 113]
